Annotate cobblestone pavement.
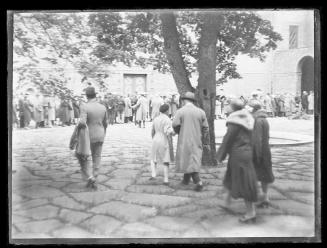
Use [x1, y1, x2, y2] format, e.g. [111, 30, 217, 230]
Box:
[11, 119, 316, 240]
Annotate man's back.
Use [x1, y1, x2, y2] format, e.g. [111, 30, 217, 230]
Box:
[80, 99, 107, 143]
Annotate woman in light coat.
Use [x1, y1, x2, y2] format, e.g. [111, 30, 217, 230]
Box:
[150, 104, 175, 185]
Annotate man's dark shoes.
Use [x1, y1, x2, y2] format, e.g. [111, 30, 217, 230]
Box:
[194, 183, 204, 192]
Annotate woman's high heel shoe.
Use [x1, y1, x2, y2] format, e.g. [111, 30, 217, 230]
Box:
[256, 201, 270, 208]
[239, 215, 257, 223]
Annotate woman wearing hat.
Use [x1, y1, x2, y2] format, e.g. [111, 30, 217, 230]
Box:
[150, 103, 175, 185]
[216, 99, 258, 223]
[250, 100, 274, 208]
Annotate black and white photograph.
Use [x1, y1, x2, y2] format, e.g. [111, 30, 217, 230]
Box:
[8, 9, 320, 243]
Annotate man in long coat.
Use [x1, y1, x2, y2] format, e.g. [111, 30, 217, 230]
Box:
[172, 92, 210, 192]
[124, 95, 132, 123]
[132, 93, 148, 128]
[78, 87, 107, 189]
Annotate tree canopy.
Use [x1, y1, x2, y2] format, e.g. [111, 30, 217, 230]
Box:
[13, 10, 282, 97]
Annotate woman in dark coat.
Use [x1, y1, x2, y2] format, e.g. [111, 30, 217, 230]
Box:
[250, 101, 274, 208]
[217, 99, 258, 223]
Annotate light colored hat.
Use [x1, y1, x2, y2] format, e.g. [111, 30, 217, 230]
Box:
[181, 92, 196, 102]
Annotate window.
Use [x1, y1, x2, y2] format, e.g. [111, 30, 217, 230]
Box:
[289, 25, 299, 49]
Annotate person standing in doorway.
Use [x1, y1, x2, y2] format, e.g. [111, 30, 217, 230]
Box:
[172, 92, 210, 192]
[78, 87, 108, 190]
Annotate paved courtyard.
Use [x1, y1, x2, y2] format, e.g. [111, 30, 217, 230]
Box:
[10, 118, 316, 241]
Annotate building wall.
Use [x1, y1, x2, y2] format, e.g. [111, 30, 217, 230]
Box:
[218, 10, 314, 97]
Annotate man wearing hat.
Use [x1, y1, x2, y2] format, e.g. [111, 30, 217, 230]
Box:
[78, 86, 108, 189]
[172, 92, 210, 191]
[132, 92, 148, 128]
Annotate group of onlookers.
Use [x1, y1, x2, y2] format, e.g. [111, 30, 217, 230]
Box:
[215, 90, 314, 119]
[99, 92, 180, 128]
[13, 93, 83, 129]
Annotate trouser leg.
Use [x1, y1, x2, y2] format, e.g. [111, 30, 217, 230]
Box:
[191, 172, 201, 185]
[90, 142, 103, 180]
[182, 173, 191, 184]
[20, 116, 25, 128]
[77, 155, 89, 180]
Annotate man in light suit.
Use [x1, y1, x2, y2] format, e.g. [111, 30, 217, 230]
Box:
[78, 87, 108, 189]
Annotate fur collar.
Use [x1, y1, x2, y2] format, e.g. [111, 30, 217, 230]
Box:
[227, 109, 254, 130]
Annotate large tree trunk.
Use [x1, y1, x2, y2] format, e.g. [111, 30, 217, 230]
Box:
[160, 12, 194, 95]
[197, 13, 224, 166]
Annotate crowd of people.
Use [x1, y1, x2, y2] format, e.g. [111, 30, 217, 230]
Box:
[12, 91, 181, 129]
[70, 86, 310, 224]
[215, 89, 314, 119]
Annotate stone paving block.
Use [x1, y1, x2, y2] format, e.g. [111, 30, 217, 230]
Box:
[12, 179, 54, 190]
[59, 209, 92, 224]
[171, 190, 218, 199]
[264, 188, 288, 200]
[272, 180, 314, 193]
[80, 215, 122, 236]
[115, 163, 145, 170]
[179, 224, 213, 238]
[15, 205, 59, 220]
[89, 201, 157, 222]
[12, 214, 31, 223]
[144, 216, 197, 232]
[126, 185, 175, 195]
[272, 199, 314, 217]
[13, 167, 46, 181]
[106, 179, 134, 190]
[51, 195, 87, 210]
[161, 204, 201, 216]
[63, 182, 110, 193]
[51, 224, 104, 238]
[11, 194, 28, 204]
[181, 207, 225, 220]
[196, 197, 225, 208]
[120, 192, 192, 209]
[69, 190, 124, 206]
[113, 222, 168, 238]
[12, 233, 54, 239]
[289, 192, 315, 205]
[111, 169, 139, 179]
[13, 198, 49, 211]
[17, 185, 65, 199]
[15, 219, 63, 234]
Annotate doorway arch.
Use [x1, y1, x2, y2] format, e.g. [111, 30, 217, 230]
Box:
[297, 56, 314, 94]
